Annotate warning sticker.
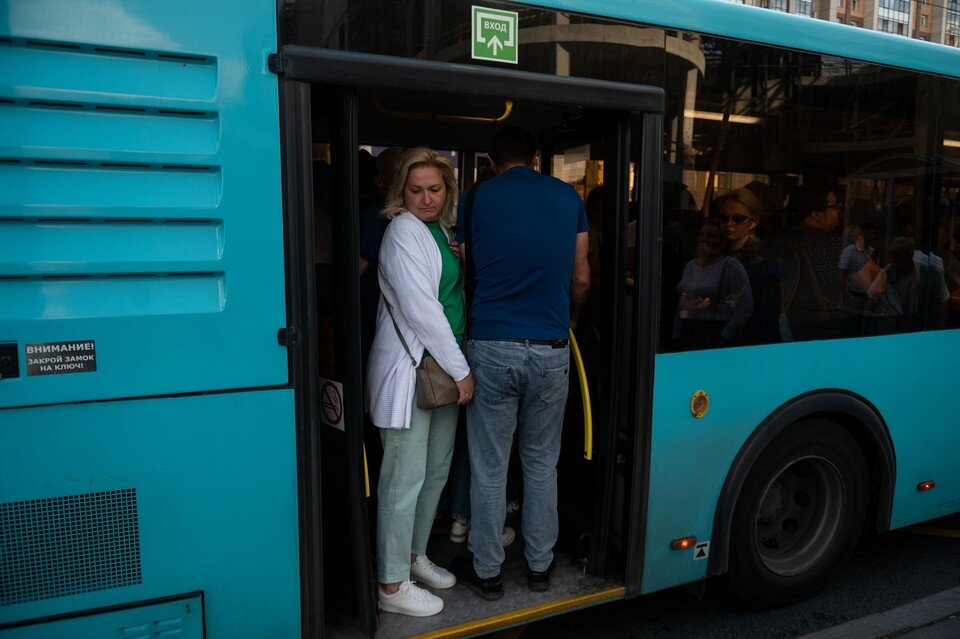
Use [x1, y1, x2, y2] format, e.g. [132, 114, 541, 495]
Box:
[694, 541, 710, 560]
[25, 340, 97, 377]
[319, 378, 344, 431]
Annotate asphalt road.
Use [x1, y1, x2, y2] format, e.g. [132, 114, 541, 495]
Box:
[512, 514, 960, 639]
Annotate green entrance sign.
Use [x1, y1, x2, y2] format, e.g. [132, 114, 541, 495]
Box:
[471, 6, 518, 64]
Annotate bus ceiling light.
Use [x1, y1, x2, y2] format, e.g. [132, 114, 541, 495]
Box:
[670, 536, 697, 551]
[943, 139, 960, 148]
[684, 109, 761, 125]
[917, 480, 936, 491]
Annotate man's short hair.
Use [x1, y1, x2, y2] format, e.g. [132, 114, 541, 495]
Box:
[793, 182, 835, 218]
[490, 126, 537, 167]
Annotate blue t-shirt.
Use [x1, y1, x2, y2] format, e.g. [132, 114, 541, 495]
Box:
[457, 166, 588, 340]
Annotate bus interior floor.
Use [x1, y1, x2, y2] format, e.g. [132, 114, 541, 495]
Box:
[328, 527, 621, 639]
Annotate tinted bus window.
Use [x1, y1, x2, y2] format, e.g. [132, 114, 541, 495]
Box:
[284, 1, 957, 349]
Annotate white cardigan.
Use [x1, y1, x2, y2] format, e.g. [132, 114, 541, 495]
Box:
[366, 211, 470, 430]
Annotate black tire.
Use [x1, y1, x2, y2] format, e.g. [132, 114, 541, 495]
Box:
[727, 418, 868, 607]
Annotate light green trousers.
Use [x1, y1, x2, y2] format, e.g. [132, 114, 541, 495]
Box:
[376, 398, 458, 584]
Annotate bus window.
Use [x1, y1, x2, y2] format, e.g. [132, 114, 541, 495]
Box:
[660, 36, 945, 351]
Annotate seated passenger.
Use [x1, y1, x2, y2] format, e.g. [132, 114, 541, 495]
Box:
[739, 236, 783, 345]
[715, 188, 783, 344]
[781, 183, 847, 339]
[673, 220, 753, 349]
[934, 213, 960, 325]
[913, 238, 951, 330]
[715, 187, 762, 256]
[366, 147, 474, 617]
[838, 222, 887, 320]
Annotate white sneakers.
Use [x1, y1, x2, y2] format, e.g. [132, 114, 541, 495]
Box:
[378, 580, 443, 617]
[379, 556, 456, 617]
[410, 554, 457, 589]
[454, 518, 517, 550]
[450, 517, 470, 543]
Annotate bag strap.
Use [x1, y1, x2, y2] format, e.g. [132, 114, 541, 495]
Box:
[462, 183, 479, 308]
[381, 287, 417, 367]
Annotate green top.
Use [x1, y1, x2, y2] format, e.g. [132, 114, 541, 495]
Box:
[425, 220, 466, 344]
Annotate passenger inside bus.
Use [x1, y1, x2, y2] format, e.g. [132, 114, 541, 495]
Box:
[781, 183, 848, 340]
[739, 235, 784, 345]
[673, 219, 753, 350]
[716, 187, 762, 256]
[358, 146, 405, 365]
[452, 126, 590, 601]
[838, 222, 883, 321]
[442, 153, 519, 557]
[366, 147, 473, 617]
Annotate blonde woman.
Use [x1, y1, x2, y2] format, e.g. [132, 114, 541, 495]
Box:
[715, 187, 764, 254]
[366, 147, 475, 616]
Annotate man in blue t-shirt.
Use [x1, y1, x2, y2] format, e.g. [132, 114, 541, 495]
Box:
[455, 126, 589, 599]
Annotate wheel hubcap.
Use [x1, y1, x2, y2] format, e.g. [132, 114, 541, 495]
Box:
[754, 455, 845, 577]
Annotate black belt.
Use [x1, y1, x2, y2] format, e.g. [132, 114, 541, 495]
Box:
[483, 338, 569, 348]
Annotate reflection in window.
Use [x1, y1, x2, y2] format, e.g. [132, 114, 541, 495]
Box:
[660, 33, 955, 352]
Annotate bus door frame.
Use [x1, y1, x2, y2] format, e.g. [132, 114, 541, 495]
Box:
[274, 46, 664, 634]
[538, 113, 639, 576]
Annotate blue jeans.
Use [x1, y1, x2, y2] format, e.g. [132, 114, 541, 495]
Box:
[466, 339, 570, 578]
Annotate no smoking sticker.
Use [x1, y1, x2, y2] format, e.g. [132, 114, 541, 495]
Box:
[319, 378, 344, 431]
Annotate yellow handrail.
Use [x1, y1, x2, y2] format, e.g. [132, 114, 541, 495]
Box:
[569, 329, 593, 461]
[363, 444, 370, 498]
[371, 94, 514, 124]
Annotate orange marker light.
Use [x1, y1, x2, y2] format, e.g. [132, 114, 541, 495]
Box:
[917, 480, 936, 491]
[670, 536, 697, 551]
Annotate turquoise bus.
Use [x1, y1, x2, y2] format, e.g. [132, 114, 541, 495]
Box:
[2, 1, 959, 637]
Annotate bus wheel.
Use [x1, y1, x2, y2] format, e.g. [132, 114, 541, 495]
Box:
[727, 418, 868, 607]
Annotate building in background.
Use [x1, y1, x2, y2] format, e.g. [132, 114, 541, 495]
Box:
[728, 0, 959, 46]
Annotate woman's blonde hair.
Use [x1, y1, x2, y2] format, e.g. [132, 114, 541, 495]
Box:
[719, 187, 765, 219]
[382, 147, 459, 227]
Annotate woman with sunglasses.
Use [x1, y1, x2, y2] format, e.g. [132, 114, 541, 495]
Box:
[715, 188, 762, 254]
[716, 188, 784, 344]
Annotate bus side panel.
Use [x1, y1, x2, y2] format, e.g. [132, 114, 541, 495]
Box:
[641, 330, 960, 594]
[0, 389, 300, 636]
[0, 0, 286, 408]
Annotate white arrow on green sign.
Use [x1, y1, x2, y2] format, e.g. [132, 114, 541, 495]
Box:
[472, 6, 518, 64]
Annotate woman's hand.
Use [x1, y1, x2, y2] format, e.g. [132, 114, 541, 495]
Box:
[689, 296, 711, 311]
[456, 372, 475, 404]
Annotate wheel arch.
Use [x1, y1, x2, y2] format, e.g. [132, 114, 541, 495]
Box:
[707, 389, 895, 577]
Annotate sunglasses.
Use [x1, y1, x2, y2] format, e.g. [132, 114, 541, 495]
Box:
[715, 214, 753, 225]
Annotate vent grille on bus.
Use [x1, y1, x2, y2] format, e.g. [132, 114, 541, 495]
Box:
[0, 488, 142, 606]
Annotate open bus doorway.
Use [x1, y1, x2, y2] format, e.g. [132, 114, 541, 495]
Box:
[293, 49, 662, 639]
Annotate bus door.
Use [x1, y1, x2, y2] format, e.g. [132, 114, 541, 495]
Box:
[1, 4, 300, 638]
[540, 114, 661, 594]
[275, 46, 663, 637]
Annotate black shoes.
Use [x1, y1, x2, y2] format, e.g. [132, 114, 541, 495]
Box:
[527, 558, 556, 592]
[452, 556, 504, 601]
